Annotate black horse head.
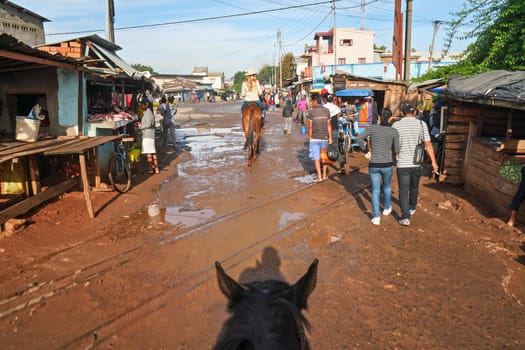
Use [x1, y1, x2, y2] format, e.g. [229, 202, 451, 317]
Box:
[213, 259, 318, 350]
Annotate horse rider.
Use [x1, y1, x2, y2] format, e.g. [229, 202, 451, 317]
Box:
[241, 69, 267, 123]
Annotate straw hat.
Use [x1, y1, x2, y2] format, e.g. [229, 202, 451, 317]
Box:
[245, 69, 257, 76]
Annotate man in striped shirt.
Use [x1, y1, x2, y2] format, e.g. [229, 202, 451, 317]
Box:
[393, 102, 439, 226]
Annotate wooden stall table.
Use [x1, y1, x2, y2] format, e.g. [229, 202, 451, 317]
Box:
[0, 135, 121, 229]
[43, 135, 122, 218]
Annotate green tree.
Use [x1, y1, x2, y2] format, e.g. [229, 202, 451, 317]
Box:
[258, 65, 275, 86]
[232, 71, 246, 93]
[280, 52, 296, 86]
[131, 63, 157, 75]
[417, 0, 525, 81]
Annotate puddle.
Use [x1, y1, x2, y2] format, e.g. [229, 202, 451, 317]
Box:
[278, 211, 305, 229]
[185, 190, 208, 199]
[164, 206, 215, 227]
[309, 233, 343, 248]
[294, 174, 318, 184]
[175, 126, 245, 172]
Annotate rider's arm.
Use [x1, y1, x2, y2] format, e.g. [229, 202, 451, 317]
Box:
[240, 82, 247, 98]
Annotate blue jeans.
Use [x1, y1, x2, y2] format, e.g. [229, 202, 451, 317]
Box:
[369, 166, 393, 218]
[241, 100, 266, 117]
[397, 167, 422, 219]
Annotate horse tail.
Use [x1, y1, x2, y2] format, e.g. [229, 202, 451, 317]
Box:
[246, 112, 256, 148]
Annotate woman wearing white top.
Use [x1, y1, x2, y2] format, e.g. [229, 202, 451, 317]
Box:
[241, 69, 266, 119]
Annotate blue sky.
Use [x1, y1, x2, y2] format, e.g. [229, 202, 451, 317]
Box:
[13, 0, 473, 79]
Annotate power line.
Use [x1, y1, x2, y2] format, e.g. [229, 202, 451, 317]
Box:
[283, 9, 332, 47]
[47, 0, 340, 36]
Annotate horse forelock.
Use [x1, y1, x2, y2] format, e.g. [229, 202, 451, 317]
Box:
[215, 280, 310, 350]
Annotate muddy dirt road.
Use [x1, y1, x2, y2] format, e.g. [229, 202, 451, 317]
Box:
[0, 102, 524, 349]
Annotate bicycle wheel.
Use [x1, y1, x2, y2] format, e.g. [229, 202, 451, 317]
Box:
[338, 134, 345, 155]
[108, 154, 131, 193]
[344, 134, 352, 155]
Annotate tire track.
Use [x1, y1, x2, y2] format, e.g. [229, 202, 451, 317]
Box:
[0, 165, 369, 329]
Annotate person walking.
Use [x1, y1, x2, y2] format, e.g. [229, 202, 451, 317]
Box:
[162, 95, 177, 148]
[158, 96, 174, 147]
[322, 92, 346, 173]
[392, 102, 439, 226]
[296, 95, 308, 124]
[357, 109, 399, 225]
[282, 99, 294, 135]
[505, 162, 525, 226]
[139, 99, 159, 174]
[307, 93, 332, 182]
[428, 101, 444, 166]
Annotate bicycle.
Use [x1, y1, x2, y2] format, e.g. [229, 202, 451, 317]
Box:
[108, 134, 134, 193]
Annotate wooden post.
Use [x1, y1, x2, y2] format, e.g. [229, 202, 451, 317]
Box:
[463, 121, 477, 182]
[78, 72, 84, 136]
[27, 156, 41, 195]
[79, 152, 94, 218]
[93, 147, 101, 189]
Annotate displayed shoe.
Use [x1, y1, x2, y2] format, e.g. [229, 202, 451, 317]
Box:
[398, 218, 411, 226]
[409, 209, 416, 216]
[371, 217, 380, 225]
[382, 207, 392, 216]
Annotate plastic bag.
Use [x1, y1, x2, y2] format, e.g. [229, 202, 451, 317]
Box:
[327, 143, 339, 161]
[27, 104, 42, 120]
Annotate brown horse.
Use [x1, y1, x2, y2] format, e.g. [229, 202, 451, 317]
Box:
[241, 102, 263, 166]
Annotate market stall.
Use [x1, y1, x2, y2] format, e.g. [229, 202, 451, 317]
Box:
[440, 71, 525, 219]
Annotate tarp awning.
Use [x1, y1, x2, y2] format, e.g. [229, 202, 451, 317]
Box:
[335, 88, 373, 97]
[446, 70, 525, 103]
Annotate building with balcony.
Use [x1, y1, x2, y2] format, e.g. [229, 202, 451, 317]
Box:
[305, 27, 374, 70]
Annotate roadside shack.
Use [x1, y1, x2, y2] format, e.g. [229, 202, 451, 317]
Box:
[36, 34, 157, 172]
[0, 34, 153, 230]
[439, 70, 525, 219]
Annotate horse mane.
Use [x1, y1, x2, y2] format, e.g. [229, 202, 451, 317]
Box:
[214, 280, 310, 350]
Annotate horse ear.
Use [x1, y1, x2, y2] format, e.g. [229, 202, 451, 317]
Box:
[292, 259, 318, 310]
[215, 261, 243, 301]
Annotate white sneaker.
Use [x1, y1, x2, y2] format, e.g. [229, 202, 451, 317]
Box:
[371, 217, 380, 225]
[398, 218, 411, 226]
[409, 209, 416, 216]
[382, 207, 392, 216]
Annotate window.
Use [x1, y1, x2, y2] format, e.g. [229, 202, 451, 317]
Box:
[340, 39, 353, 46]
[358, 58, 366, 64]
[338, 58, 346, 65]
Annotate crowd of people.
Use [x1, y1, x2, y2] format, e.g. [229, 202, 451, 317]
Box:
[280, 87, 440, 227]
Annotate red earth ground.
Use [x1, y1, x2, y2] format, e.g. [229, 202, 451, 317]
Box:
[0, 104, 524, 349]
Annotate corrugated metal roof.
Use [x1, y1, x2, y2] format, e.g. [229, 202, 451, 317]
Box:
[0, 33, 82, 72]
[89, 41, 144, 78]
[38, 34, 121, 52]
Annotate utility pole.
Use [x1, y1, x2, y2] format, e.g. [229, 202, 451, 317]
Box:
[360, 0, 365, 30]
[403, 0, 413, 81]
[105, 0, 115, 43]
[428, 20, 442, 72]
[277, 29, 282, 89]
[333, 0, 337, 75]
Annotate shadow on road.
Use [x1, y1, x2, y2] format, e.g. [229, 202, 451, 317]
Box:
[238, 246, 285, 284]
